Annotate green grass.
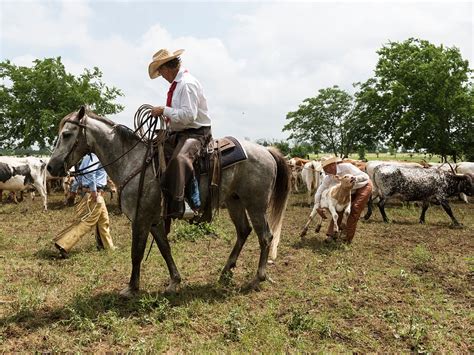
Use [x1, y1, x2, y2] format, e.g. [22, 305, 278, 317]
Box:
[0, 192, 472, 352]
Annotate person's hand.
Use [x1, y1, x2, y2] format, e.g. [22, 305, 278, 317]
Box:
[90, 191, 98, 202]
[316, 208, 327, 219]
[151, 106, 165, 117]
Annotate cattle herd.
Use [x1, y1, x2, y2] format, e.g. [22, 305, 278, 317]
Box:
[0, 154, 473, 228]
[0, 156, 117, 209]
[288, 157, 474, 227]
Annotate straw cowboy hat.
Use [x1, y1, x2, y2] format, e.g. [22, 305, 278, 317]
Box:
[148, 49, 185, 79]
[321, 156, 342, 168]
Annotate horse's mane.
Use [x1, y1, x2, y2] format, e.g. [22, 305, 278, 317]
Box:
[113, 124, 141, 143]
[58, 109, 140, 143]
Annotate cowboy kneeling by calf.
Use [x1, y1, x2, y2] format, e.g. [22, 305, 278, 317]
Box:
[314, 156, 372, 243]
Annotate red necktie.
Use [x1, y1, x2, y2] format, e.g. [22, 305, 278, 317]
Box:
[166, 81, 178, 107]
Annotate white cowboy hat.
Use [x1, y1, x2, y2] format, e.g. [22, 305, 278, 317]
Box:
[148, 48, 185, 79]
[321, 156, 342, 168]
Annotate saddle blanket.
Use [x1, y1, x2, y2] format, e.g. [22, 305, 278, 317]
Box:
[215, 136, 248, 169]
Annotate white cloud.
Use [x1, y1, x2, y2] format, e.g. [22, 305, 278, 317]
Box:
[1, 1, 91, 49]
[1, 1, 472, 142]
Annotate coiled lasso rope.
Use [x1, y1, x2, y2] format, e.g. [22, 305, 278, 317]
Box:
[133, 104, 168, 176]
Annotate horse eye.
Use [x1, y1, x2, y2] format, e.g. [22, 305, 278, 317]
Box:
[62, 132, 73, 139]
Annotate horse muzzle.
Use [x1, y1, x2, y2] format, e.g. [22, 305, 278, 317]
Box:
[47, 161, 67, 177]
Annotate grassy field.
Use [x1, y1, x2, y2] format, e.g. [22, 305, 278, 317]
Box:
[0, 192, 473, 352]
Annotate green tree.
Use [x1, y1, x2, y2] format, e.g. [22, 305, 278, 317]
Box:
[271, 140, 291, 156]
[0, 57, 124, 149]
[355, 38, 474, 162]
[255, 139, 291, 156]
[289, 142, 313, 158]
[283, 86, 358, 157]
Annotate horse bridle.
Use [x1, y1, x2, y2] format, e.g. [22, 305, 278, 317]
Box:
[61, 116, 91, 176]
[60, 112, 162, 178]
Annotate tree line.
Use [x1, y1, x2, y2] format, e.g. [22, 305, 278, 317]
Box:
[1, 38, 473, 162]
[0, 57, 123, 150]
[283, 38, 474, 162]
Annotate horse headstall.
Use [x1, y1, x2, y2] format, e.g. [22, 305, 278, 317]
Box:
[62, 116, 92, 170]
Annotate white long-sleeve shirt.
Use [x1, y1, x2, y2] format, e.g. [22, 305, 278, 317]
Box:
[163, 68, 212, 131]
[314, 163, 370, 208]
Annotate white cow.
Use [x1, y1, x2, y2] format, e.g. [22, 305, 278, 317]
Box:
[456, 162, 474, 174]
[456, 162, 474, 202]
[301, 160, 325, 204]
[0, 156, 48, 210]
[288, 157, 310, 193]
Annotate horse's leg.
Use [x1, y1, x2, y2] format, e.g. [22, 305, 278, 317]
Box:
[150, 222, 182, 293]
[219, 197, 252, 284]
[245, 208, 273, 291]
[120, 220, 151, 297]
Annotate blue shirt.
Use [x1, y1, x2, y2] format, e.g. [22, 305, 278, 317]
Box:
[70, 153, 107, 193]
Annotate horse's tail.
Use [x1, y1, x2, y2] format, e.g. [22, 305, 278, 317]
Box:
[267, 147, 291, 261]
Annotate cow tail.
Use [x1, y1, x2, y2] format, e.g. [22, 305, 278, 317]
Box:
[267, 147, 291, 261]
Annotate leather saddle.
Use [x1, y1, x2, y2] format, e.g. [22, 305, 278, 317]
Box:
[191, 136, 247, 222]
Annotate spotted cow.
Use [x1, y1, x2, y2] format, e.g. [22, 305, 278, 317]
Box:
[0, 157, 48, 210]
[372, 165, 473, 226]
[364, 160, 424, 220]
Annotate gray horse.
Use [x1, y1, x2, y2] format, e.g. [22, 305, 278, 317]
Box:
[47, 107, 290, 296]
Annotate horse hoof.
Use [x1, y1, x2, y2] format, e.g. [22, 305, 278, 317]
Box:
[243, 279, 262, 292]
[164, 282, 180, 294]
[219, 271, 234, 286]
[267, 259, 275, 265]
[119, 286, 138, 298]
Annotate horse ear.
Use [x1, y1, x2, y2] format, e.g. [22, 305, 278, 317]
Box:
[77, 105, 86, 120]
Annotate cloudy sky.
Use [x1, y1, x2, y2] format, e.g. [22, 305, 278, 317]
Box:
[1, 0, 472, 142]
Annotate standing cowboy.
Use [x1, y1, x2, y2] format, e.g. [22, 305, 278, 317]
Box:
[314, 156, 372, 243]
[148, 48, 212, 218]
[54, 153, 116, 258]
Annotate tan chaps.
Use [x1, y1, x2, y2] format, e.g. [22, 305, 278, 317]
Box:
[53, 193, 115, 252]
